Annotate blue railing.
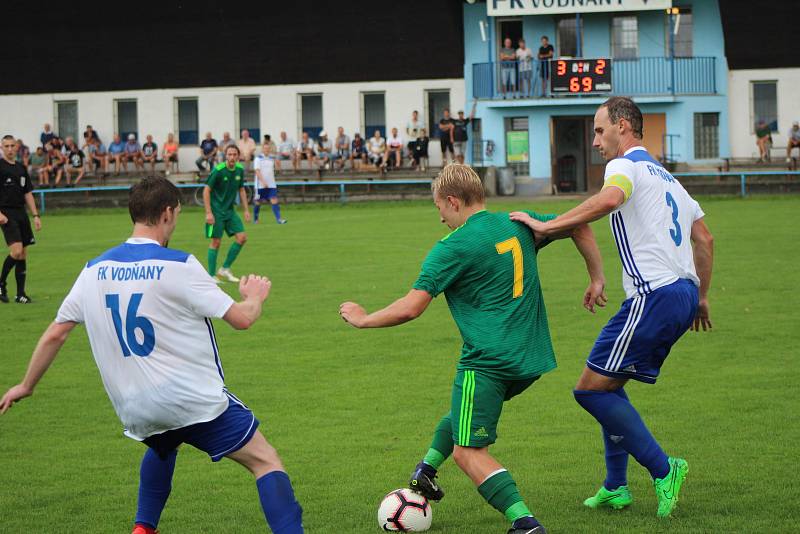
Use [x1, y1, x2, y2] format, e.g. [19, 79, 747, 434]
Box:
[473, 56, 717, 100]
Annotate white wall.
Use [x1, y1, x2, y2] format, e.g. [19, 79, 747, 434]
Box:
[728, 67, 800, 158]
[0, 78, 465, 171]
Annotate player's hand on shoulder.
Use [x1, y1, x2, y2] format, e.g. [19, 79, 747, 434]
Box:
[0, 384, 34, 414]
[692, 298, 712, 332]
[239, 274, 271, 302]
[339, 301, 366, 328]
[583, 280, 607, 314]
[509, 211, 546, 235]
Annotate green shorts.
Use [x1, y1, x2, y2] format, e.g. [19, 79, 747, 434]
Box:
[451, 369, 539, 448]
[205, 212, 244, 239]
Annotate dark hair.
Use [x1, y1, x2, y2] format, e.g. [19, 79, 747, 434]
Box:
[225, 144, 240, 155]
[541, 35, 549, 40]
[2, 134, 14, 142]
[264, 134, 271, 141]
[602, 96, 643, 139]
[129, 177, 181, 225]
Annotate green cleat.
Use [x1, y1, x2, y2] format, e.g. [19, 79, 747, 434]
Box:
[654, 457, 689, 518]
[583, 485, 633, 510]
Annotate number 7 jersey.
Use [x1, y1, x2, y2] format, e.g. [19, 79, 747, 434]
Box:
[55, 237, 235, 441]
[602, 146, 704, 299]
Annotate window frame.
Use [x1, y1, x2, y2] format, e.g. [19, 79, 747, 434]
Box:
[235, 95, 261, 141]
[114, 98, 138, 142]
[361, 91, 386, 139]
[693, 112, 719, 160]
[611, 14, 639, 59]
[750, 80, 779, 133]
[425, 89, 451, 141]
[53, 100, 79, 143]
[175, 97, 199, 146]
[298, 93, 323, 140]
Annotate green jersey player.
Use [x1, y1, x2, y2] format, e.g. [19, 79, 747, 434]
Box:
[340, 164, 606, 534]
[203, 145, 250, 282]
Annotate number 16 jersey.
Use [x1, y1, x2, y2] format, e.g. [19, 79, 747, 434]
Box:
[602, 146, 704, 299]
[56, 237, 235, 440]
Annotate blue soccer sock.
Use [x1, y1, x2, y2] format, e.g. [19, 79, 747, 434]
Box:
[253, 203, 261, 222]
[134, 448, 177, 529]
[574, 389, 670, 481]
[271, 203, 282, 221]
[256, 470, 304, 534]
[602, 388, 631, 490]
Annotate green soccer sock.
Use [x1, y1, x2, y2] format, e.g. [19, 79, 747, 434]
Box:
[222, 242, 243, 269]
[423, 416, 455, 469]
[207, 248, 219, 275]
[477, 469, 532, 523]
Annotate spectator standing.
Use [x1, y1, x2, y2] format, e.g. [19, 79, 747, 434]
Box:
[162, 133, 179, 175]
[217, 132, 236, 163]
[538, 36, 554, 97]
[65, 139, 86, 185]
[142, 135, 159, 174]
[237, 129, 257, 163]
[499, 37, 517, 96]
[350, 133, 367, 170]
[108, 134, 126, 174]
[29, 147, 48, 187]
[16, 140, 30, 168]
[755, 120, 772, 162]
[439, 109, 455, 165]
[196, 132, 218, 171]
[406, 111, 425, 164]
[124, 134, 144, 173]
[367, 130, 386, 169]
[46, 144, 66, 186]
[295, 132, 316, 170]
[786, 121, 800, 163]
[40, 124, 55, 148]
[334, 127, 350, 172]
[412, 128, 430, 172]
[516, 38, 534, 97]
[451, 101, 477, 165]
[276, 131, 296, 172]
[384, 128, 404, 170]
[83, 125, 99, 143]
[315, 131, 334, 170]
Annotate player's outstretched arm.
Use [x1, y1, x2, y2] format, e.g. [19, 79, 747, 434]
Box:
[511, 187, 624, 239]
[571, 223, 608, 313]
[0, 321, 77, 414]
[690, 218, 714, 331]
[339, 289, 433, 329]
[223, 275, 271, 330]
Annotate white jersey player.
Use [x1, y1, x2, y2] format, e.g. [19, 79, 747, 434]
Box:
[511, 97, 713, 519]
[253, 143, 287, 224]
[1, 177, 303, 534]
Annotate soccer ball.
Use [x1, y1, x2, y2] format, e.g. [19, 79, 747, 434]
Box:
[378, 488, 432, 532]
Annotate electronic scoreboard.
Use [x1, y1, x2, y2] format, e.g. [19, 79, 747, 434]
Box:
[550, 58, 612, 94]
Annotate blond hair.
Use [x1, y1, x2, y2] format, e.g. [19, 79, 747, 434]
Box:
[432, 164, 485, 206]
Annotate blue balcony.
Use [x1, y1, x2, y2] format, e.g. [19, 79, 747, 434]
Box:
[472, 57, 717, 100]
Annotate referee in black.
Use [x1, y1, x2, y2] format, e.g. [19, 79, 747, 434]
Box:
[0, 134, 41, 303]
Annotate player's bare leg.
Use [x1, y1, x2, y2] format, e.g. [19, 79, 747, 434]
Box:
[227, 431, 304, 533]
[453, 446, 545, 533]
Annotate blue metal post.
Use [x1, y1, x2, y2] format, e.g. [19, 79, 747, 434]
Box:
[39, 191, 46, 214]
[340, 182, 347, 204]
[576, 14, 582, 57]
[669, 10, 676, 95]
[740, 174, 746, 197]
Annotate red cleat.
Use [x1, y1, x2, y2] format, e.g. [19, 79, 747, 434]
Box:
[131, 525, 159, 534]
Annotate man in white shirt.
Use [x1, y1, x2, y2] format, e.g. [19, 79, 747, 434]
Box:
[515, 38, 534, 96]
[511, 97, 714, 519]
[384, 127, 404, 169]
[253, 143, 287, 224]
[237, 129, 257, 163]
[0, 177, 303, 534]
[277, 131, 297, 172]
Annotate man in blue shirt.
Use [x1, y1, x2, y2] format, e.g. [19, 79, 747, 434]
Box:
[196, 132, 218, 171]
[109, 134, 126, 175]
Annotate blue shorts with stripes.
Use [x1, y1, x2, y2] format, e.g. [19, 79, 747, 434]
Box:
[587, 278, 698, 384]
[143, 391, 259, 461]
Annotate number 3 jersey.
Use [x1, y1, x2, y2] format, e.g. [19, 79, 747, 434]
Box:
[602, 147, 704, 300]
[56, 238, 235, 440]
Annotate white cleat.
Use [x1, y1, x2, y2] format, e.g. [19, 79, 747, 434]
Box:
[217, 267, 240, 282]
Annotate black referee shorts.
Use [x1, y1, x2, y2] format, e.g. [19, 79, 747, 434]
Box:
[1, 209, 35, 247]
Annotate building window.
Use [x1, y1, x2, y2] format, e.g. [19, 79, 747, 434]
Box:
[694, 113, 719, 159]
[426, 90, 450, 140]
[300, 94, 323, 139]
[176, 98, 198, 145]
[236, 96, 260, 140]
[612, 16, 638, 59]
[54, 101, 78, 142]
[115, 99, 138, 141]
[557, 16, 582, 57]
[666, 7, 692, 57]
[362, 92, 385, 138]
[751, 81, 778, 132]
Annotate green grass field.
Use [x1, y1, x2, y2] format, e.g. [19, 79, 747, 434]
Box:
[0, 196, 797, 533]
